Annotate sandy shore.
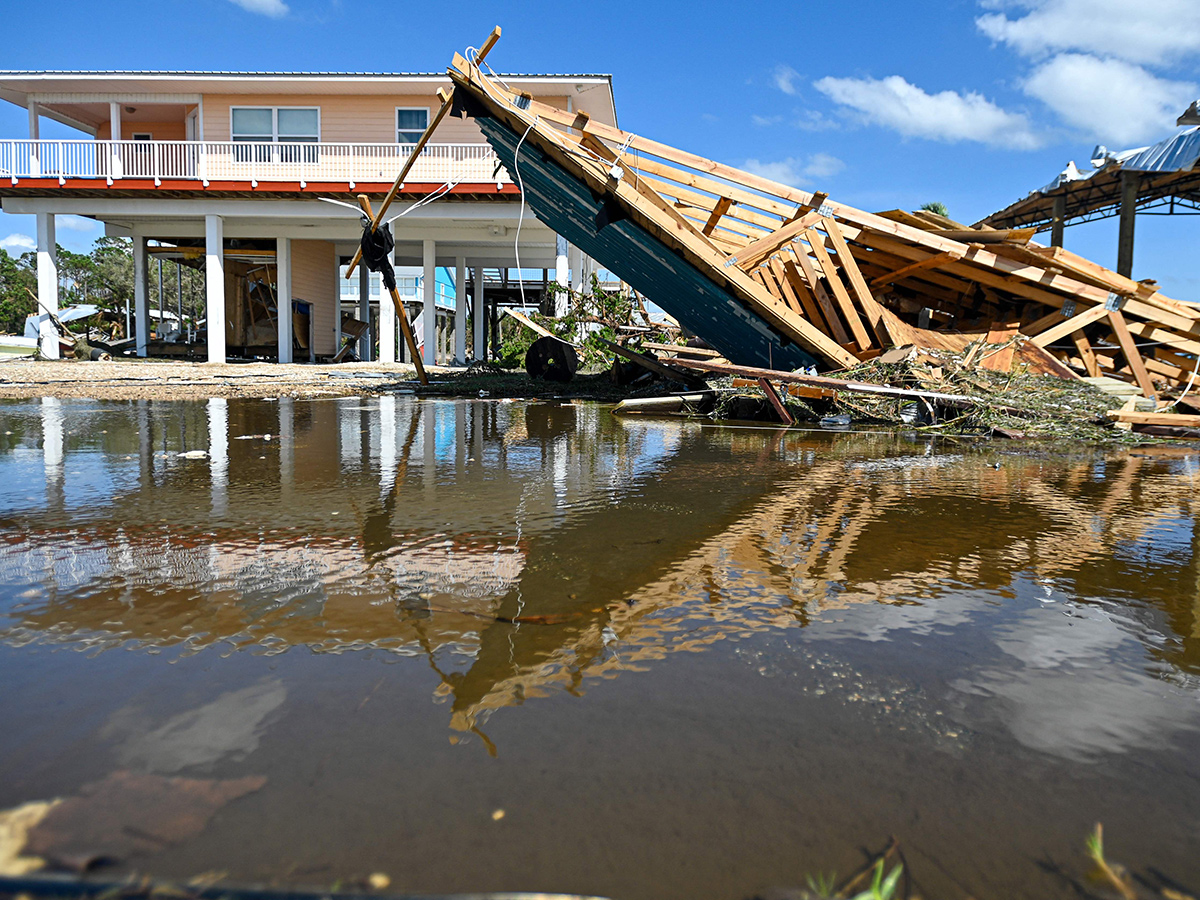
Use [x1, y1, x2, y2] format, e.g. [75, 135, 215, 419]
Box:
[0, 358, 445, 400]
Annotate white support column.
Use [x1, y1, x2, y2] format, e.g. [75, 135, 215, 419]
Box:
[454, 255, 466, 365]
[276, 237, 292, 363]
[422, 239, 436, 366]
[379, 250, 396, 364]
[554, 235, 569, 316]
[108, 101, 122, 178]
[133, 236, 149, 357]
[205, 214, 226, 363]
[28, 102, 40, 177]
[473, 264, 485, 361]
[569, 243, 584, 294]
[35, 213, 58, 359]
[358, 264, 372, 361]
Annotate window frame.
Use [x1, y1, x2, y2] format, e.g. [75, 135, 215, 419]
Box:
[230, 106, 321, 163]
[395, 106, 430, 144]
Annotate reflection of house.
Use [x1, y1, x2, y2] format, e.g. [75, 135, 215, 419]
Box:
[0, 70, 616, 362]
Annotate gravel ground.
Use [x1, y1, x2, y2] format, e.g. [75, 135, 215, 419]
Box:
[0, 358, 442, 400]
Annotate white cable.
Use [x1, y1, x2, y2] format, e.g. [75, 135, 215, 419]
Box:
[512, 118, 538, 309]
[1163, 353, 1200, 410]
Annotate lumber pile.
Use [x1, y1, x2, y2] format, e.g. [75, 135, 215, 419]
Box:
[443, 35, 1200, 404]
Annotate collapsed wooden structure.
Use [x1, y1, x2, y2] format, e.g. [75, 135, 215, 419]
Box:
[436, 31, 1200, 403]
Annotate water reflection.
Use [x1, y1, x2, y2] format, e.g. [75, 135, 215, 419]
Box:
[1, 396, 1198, 760]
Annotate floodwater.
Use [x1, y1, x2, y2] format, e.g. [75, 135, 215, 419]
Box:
[1, 395, 1198, 900]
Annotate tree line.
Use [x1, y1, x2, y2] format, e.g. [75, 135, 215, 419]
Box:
[0, 237, 206, 336]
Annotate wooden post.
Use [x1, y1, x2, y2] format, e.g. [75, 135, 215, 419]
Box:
[1051, 195, 1066, 248]
[758, 378, 794, 426]
[1117, 171, 1139, 278]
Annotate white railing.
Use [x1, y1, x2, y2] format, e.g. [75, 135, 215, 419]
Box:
[0, 140, 511, 185]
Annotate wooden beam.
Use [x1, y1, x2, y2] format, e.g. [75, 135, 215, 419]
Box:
[728, 210, 824, 270]
[1070, 330, 1101, 377]
[869, 249, 965, 289]
[1108, 410, 1200, 427]
[805, 231, 873, 351]
[702, 196, 735, 235]
[345, 85, 460, 279]
[758, 378, 795, 425]
[1107, 307, 1157, 398]
[788, 247, 851, 345]
[1030, 303, 1108, 347]
[775, 256, 827, 330]
[821, 217, 895, 347]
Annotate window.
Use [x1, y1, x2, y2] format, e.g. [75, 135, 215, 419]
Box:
[231, 107, 319, 162]
[396, 108, 429, 144]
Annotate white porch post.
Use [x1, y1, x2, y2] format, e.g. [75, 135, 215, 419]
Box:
[205, 214, 226, 363]
[569, 243, 583, 294]
[554, 234, 569, 316]
[108, 101, 122, 178]
[454, 255, 466, 364]
[473, 264, 485, 361]
[276, 237, 292, 363]
[133, 236, 149, 357]
[28, 102, 40, 177]
[379, 253, 396, 364]
[422, 239, 436, 366]
[35, 213, 57, 358]
[358, 264, 372, 361]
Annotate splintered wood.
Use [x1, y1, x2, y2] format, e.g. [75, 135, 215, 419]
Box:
[447, 38, 1200, 401]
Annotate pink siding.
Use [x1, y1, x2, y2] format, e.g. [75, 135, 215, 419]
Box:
[96, 121, 188, 141]
[291, 240, 337, 357]
[201, 93, 570, 144]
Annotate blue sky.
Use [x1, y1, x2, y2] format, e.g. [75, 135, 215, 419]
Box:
[2, 0, 1199, 298]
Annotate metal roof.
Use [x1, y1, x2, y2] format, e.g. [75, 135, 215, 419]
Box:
[981, 125, 1200, 229]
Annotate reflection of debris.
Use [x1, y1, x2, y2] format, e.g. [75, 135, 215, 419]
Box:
[0, 800, 60, 876]
[103, 679, 286, 774]
[23, 771, 266, 863]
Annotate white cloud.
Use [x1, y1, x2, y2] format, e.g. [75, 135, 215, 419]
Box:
[1023, 53, 1197, 145]
[227, 0, 289, 16]
[977, 0, 1200, 66]
[751, 114, 783, 127]
[0, 233, 35, 254]
[814, 74, 1042, 149]
[794, 109, 839, 132]
[773, 64, 800, 96]
[56, 215, 98, 233]
[742, 154, 845, 188]
[804, 152, 845, 179]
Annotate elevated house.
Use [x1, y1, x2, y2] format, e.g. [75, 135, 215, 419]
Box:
[0, 70, 616, 362]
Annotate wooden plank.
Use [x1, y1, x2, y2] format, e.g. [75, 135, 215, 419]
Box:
[1107, 308, 1157, 399]
[594, 336, 704, 386]
[805, 231, 873, 351]
[1071, 330, 1101, 377]
[821, 217, 895, 347]
[504, 307, 558, 340]
[728, 210, 825, 270]
[1108, 410, 1200, 426]
[758, 378, 795, 425]
[788, 247, 852, 345]
[641, 341, 723, 358]
[869, 250, 965, 289]
[776, 257, 828, 331]
[665, 357, 1033, 415]
[702, 196, 735, 236]
[1029, 303, 1109, 347]
[767, 255, 806, 317]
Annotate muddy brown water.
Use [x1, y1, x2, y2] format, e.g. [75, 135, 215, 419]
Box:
[1, 395, 1198, 900]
